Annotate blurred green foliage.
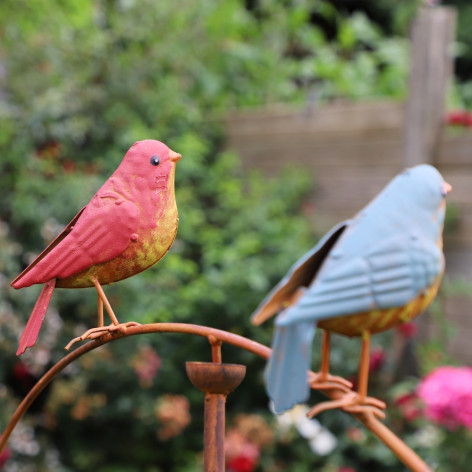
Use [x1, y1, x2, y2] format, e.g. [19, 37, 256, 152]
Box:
[0, 1, 469, 471]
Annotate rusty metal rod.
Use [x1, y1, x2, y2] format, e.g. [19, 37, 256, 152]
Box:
[0, 337, 109, 455]
[364, 414, 433, 472]
[186, 362, 246, 472]
[0, 322, 432, 472]
[203, 393, 225, 471]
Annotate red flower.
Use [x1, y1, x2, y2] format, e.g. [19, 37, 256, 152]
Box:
[446, 110, 472, 127]
[13, 361, 32, 380]
[12, 361, 37, 392]
[0, 436, 11, 469]
[348, 374, 358, 392]
[369, 347, 386, 372]
[62, 161, 77, 174]
[225, 429, 260, 472]
[227, 455, 258, 472]
[397, 321, 418, 338]
[395, 393, 421, 421]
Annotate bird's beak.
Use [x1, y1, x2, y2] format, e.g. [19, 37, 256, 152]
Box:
[442, 182, 452, 196]
[169, 150, 182, 163]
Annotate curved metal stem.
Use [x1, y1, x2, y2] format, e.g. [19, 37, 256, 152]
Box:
[0, 323, 431, 472]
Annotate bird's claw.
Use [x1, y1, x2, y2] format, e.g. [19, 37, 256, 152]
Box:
[306, 391, 386, 420]
[65, 322, 141, 350]
[308, 371, 353, 393]
[342, 401, 386, 420]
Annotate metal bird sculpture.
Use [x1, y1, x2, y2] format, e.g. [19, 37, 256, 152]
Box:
[251, 165, 451, 415]
[12, 139, 181, 356]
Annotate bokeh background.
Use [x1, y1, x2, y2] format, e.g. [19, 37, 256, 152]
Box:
[1, 1, 472, 471]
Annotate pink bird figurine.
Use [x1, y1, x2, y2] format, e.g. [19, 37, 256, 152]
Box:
[12, 140, 181, 355]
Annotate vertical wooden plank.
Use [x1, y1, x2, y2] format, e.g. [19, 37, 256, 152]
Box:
[403, 6, 458, 357]
[404, 6, 456, 166]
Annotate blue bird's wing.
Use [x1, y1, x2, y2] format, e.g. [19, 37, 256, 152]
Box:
[251, 221, 350, 326]
[277, 233, 444, 327]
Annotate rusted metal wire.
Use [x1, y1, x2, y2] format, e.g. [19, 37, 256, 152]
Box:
[0, 323, 432, 472]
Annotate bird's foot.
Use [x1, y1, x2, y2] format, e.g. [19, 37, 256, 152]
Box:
[306, 391, 386, 420]
[65, 322, 141, 350]
[308, 371, 352, 394]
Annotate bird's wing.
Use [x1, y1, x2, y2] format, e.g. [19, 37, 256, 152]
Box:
[12, 195, 139, 288]
[251, 221, 349, 326]
[278, 233, 444, 326]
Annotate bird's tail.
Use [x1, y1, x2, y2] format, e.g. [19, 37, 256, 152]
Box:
[17, 279, 56, 356]
[265, 318, 316, 414]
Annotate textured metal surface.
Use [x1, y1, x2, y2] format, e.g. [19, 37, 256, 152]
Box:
[186, 362, 246, 395]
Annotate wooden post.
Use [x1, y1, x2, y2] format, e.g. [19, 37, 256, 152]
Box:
[404, 6, 456, 167]
[403, 5, 456, 364]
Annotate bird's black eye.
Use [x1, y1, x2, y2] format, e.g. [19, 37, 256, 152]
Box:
[150, 155, 160, 166]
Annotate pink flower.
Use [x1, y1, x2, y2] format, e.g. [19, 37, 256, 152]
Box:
[337, 467, 356, 472]
[417, 366, 472, 430]
[154, 394, 191, 440]
[132, 345, 161, 388]
[346, 426, 365, 442]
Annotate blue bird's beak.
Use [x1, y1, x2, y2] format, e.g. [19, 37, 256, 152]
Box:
[442, 182, 452, 197]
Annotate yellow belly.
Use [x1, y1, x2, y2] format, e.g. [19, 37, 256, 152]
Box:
[318, 277, 442, 337]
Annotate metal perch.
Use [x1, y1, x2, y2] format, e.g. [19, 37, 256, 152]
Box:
[0, 323, 432, 472]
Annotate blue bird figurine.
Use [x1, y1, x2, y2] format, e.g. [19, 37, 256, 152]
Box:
[251, 165, 451, 416]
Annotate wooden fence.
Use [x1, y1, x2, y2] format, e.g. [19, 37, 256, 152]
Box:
[224, 100, 472, 363]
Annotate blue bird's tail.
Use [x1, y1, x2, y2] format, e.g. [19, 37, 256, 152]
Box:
[265, 319, 315, 414]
